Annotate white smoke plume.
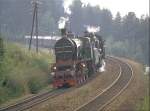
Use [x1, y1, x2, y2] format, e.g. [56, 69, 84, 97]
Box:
[60, 0, 98, 29]
[57, 0, 74, 29]
[58, 17, 69, 29]
[63, 0, 73, 15]
[99, 60, 106, 72]
[86, 26, 100, 33]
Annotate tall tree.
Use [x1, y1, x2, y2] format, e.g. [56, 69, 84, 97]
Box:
[112, 12, 122, 40]
[99, 9, 113, 37]
[0, 36, 4, 64]
[122, 12, 139, 39]
[70, 0, 84, 34]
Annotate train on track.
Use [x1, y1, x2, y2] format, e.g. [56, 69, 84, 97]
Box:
[51, 28, 105, 88]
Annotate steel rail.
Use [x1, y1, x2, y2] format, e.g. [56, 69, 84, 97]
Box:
[0, 88, 71, 111]
[75, 56, 133, 111]
[98, 57, 133, 111]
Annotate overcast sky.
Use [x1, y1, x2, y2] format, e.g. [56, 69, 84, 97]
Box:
[67, 0, 149, 18]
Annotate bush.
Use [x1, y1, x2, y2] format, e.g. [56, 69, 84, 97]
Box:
[0, 76, 25, 103]
[27, 70, 49, 94]
[28, 77, 44, 94]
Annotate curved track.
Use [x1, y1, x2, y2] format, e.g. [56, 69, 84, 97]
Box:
[75, 56, 133, 111]
[0, 56, 133, 111]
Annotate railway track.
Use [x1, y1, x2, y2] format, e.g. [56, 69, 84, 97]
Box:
[0, 78, 98, 111]
[75, 56, 133, 111]
[0, 88, 73, 111]
[0, 56, 133, 111]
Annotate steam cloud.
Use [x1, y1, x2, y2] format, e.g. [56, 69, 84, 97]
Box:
[86, 26, 100, 33]
[58, 0, 74, 29]
[58, 17, 69, 29]
[63, 0, 73, 15]
[99, 60, 106, 72]
[59, 0, 97, 30]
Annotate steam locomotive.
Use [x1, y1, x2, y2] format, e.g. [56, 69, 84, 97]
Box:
[51, 28, 105, 88]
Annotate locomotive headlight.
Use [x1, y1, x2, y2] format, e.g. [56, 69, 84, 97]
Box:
[99, 49, 102, 52]
[53, 66, 57, 70]
[82, 63, 86, 67]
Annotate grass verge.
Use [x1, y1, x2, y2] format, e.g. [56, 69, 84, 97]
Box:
[0, 41, 53, 105]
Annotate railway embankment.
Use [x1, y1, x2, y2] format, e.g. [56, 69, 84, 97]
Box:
[0, 42, 54, 107]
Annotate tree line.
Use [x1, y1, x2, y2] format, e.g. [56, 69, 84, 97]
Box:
[0, 0, 149, 64]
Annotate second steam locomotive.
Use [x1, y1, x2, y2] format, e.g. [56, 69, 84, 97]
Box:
[51, 28, 105, 88]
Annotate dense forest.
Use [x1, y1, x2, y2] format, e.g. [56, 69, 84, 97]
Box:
[0, 0, 149, 65]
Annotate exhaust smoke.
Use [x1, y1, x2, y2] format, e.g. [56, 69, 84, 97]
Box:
[86, 26, 100, 33]
[58, 17, 69, 29]
[99, 60, 106, 72]
[58, 0, 74, 30]
[63, 0, 73, 15]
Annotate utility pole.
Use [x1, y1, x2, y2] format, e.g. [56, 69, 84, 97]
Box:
[29, 0, 39, 53]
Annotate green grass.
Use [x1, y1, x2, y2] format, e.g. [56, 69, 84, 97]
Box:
[137, 95, 149, 111]
[136, 89, 149, 111]
[0, 42, 54, 105]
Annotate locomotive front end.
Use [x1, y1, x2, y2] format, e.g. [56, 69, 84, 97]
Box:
[51, 37, 77, 88]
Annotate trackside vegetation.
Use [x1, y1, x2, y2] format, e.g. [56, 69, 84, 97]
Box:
[136, 95, 149, 111]
[0, 40, 53, 105]
[0, 37, 4, 63]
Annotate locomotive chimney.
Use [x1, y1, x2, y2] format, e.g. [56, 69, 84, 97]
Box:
[60, 28, 66, 36]
[60, 28, 67, 37]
